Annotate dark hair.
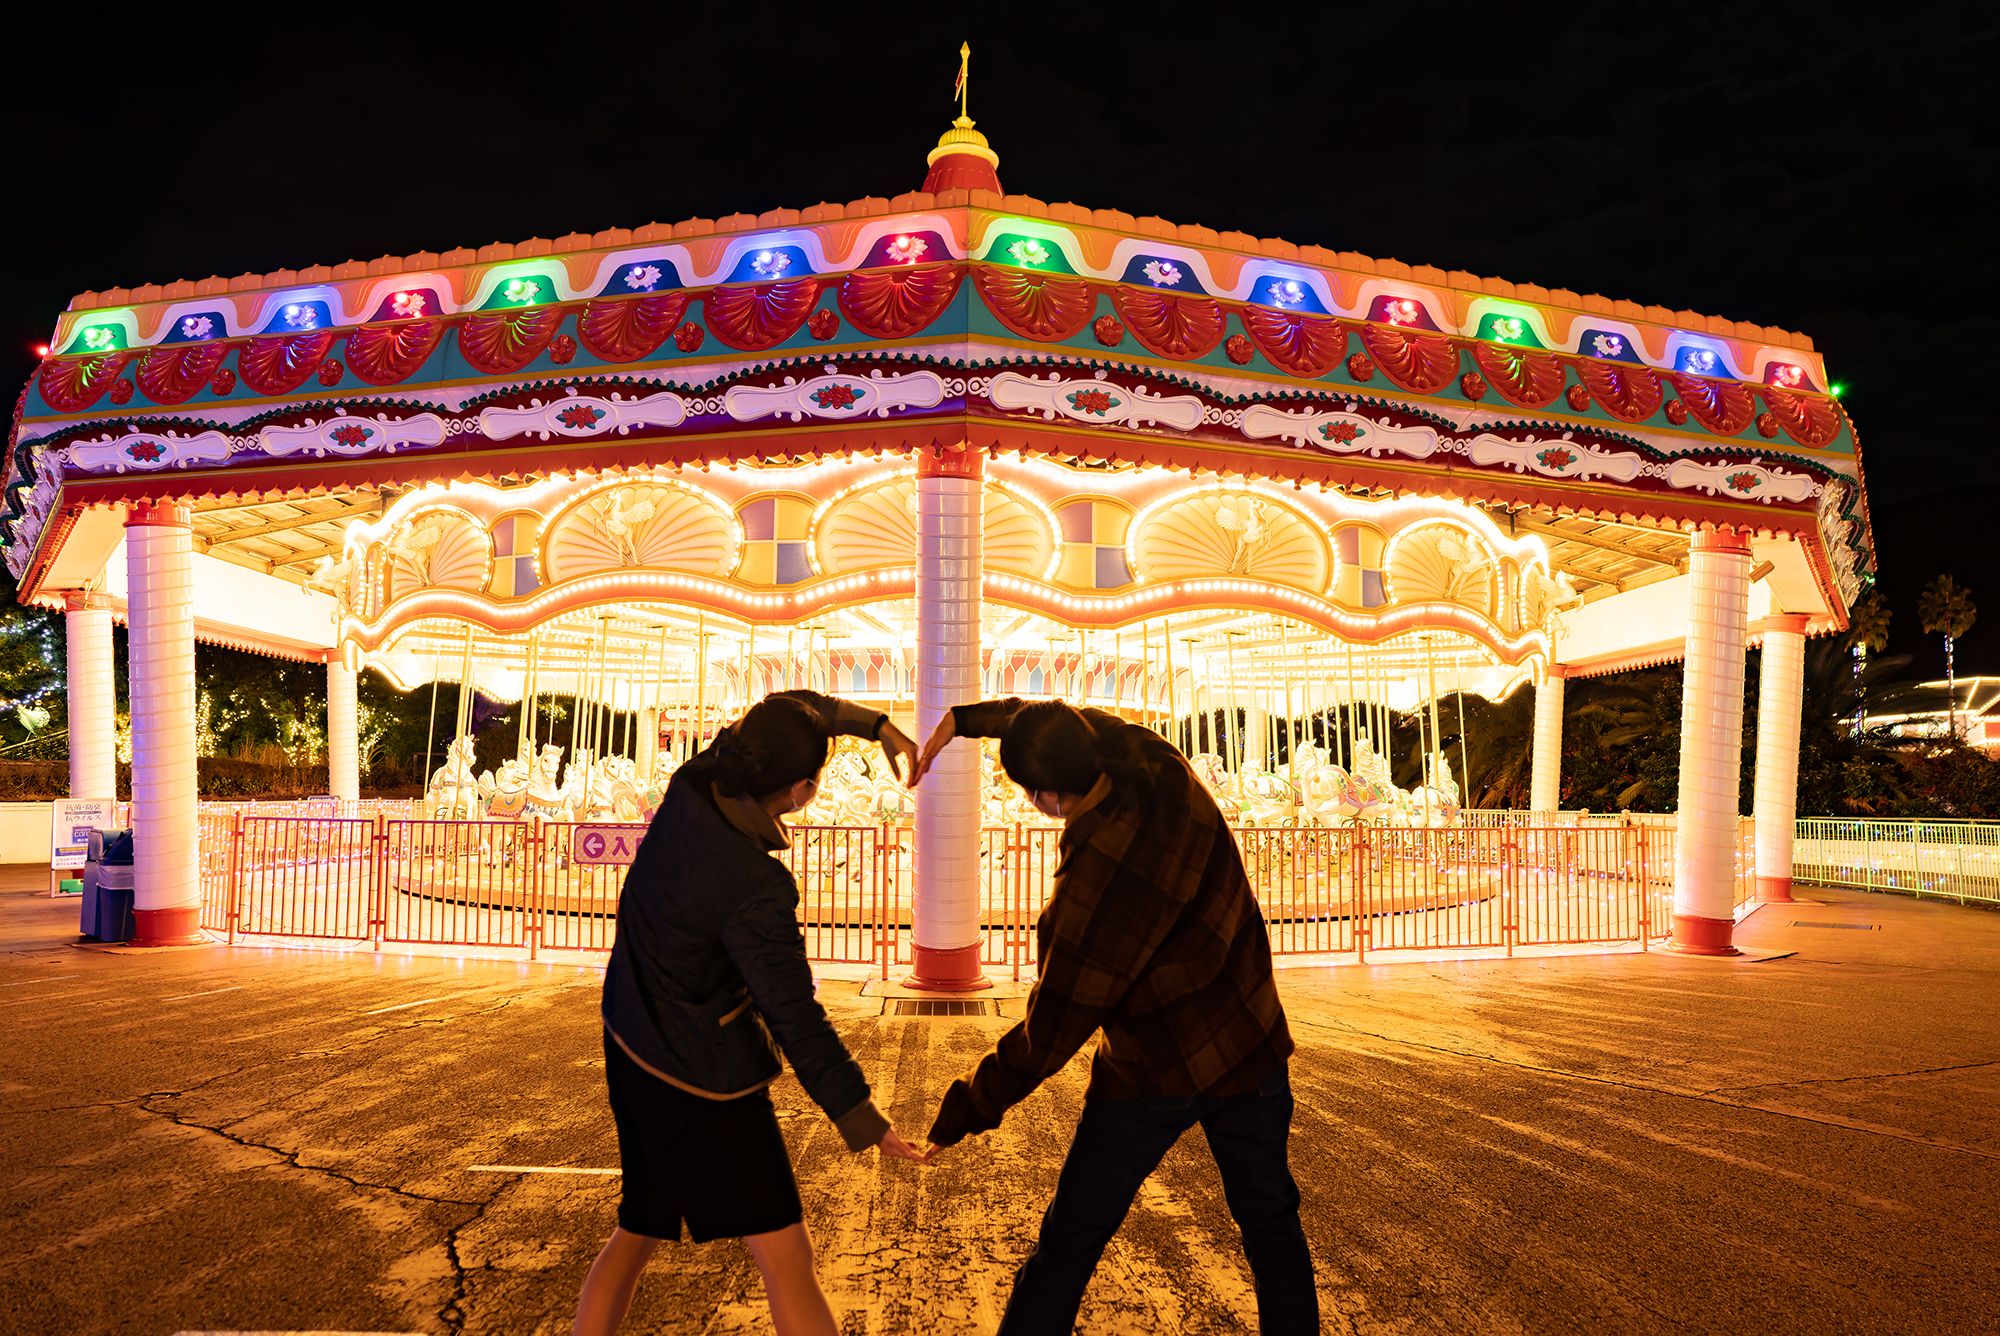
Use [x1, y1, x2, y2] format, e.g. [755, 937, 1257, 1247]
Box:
[713, 696, 829, 799]
[998, 701, 1156, 811]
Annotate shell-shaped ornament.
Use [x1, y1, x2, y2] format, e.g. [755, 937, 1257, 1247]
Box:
[1130, 490, 1331, 592]
[543, 482, 734, 582]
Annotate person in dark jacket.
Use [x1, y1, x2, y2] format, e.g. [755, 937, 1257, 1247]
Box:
[574, 690, 931, 1336]
[912, 698, 1316, 1335]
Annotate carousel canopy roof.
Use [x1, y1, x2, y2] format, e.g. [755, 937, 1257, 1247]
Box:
[6, 106, 1872, 652]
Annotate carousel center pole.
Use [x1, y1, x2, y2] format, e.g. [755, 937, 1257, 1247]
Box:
[908, 441, 988, 991]
[125, 502, 202, 946]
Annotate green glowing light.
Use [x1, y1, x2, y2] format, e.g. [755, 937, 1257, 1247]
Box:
[1830, 383, 1846, 398]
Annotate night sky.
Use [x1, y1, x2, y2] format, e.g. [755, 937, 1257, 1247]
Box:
[4, 6, 1992, 671]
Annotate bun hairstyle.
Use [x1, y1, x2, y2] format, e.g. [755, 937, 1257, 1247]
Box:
[999, 701, 1156, 811]
[713, 696, 829, 799]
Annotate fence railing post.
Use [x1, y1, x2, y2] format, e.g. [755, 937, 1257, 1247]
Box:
[1354, 825, 1368, 965]
[371, 814, 387, 950]
[226, 809, 244, 945]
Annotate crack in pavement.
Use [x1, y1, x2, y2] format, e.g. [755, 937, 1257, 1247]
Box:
[132, 1068, 502, 1336]
[1287, 1013, 2000, 1161]
[1707, 1058, 2000, 1094]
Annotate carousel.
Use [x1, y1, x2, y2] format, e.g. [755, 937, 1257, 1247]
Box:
[4, 63, 1873, 971]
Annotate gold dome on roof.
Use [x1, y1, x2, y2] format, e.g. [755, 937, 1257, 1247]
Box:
[928, 115, 1000, 170]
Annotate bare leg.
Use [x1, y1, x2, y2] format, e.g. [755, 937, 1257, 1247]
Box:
[744, 1222, 837, 1336]
[572, 1226, 660, 1336]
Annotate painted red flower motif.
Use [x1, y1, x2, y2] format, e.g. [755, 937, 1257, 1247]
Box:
[1224, 333, 1254, 365]
[673, 322, 706, 353]
[328, 423, 373, 449]
[108, 377, 134, 404]
[1093, 315, 1125, 347]
[1565, 383, 1591, 412]
[557, 403, 605, 430]
[1458, 371, 1488, 401]
[807, 309, 839, 340]
[548, 334, 578, 366]
[210, 368, 236, 396]
[1318, 420, 1363, 444]
[1536, 446, 1577, 471]
[124, 441, 164, 462]
[1663, 398, 1689, 425]
[1725, 471, 1761, 493]
[810, 384, 862, 410]
[1067, 388, 1118, 416]
[317, 359, 344, 386]
[1345, 353, 1375, 382]
[1756, 411, 1779, 438]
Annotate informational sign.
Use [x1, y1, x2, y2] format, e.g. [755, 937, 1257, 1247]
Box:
[300, 795, 342, 818]
[51, 799, 117, 874]
[572, 824, 646, 867]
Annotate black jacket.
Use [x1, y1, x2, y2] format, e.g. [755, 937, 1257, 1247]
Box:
[602, 691, 889, 1152]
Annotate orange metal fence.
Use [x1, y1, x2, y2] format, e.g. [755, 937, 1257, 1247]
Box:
[198, 813, 1717, 968]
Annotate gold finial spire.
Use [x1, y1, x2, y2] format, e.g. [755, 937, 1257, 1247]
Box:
[928, 40, 999, 171]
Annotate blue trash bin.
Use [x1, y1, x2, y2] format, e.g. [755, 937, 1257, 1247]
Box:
[90, 830, 135, 944]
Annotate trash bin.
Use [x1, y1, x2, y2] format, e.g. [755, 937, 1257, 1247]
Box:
[86, 829, 135, 943]
[79, 829, 107, 938]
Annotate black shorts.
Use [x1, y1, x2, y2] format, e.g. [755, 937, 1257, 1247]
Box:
[602, 1031, 804, 1243]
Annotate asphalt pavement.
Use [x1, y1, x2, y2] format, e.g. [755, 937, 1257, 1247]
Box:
[2, 868, 1995, 1335]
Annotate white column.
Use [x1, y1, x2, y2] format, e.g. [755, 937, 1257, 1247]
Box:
[65, 595, 116, 802]
[125, 502, 202, 946]
[909, 449, 987, 990]
[327, 661, 359, 805]
[1671, 529, 1752, 955]
[1753, 615, 1809, 903]
[1530, 668, 1565, 814]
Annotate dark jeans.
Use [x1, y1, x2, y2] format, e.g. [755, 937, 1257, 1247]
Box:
[998, 1070, 1317, 1335]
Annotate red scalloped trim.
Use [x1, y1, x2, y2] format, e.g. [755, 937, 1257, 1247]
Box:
[1238, 308, 1345, 376]
[237, 332, 335, 396]
[457, 308, 564, 375]
[1761, 386, 1841, 449]
[1113, 290, 1226, 359]
[134, 344, 228, 406]
[1356, 325, 1456, 393]
[1471, 343, 1566, 409]
[578, 293, 692, 362]
[972, 267, 1094, 341]
[345, 320, 446, 386]
[702, 279, 822, 351]
[37, 352, 135, 413]
[1573, 358, 1662, 422]
[838, 264, 962, 339]
[1669, 372, 1756, 436]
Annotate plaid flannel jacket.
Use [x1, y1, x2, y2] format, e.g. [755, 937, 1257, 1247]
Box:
[927, 701, 1293, 1147]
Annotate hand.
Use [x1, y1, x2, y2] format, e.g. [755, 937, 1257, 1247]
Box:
[876, 720, 918, 788]
[877, 1127, 937, 1164]
[910, 712, 957, 787]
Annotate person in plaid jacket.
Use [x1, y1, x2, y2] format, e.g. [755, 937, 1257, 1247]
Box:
[912, 698, 1317, 1334]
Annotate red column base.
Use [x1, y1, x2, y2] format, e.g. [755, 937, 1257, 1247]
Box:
[1666, 913, 1740, 957]
[130, 905, 205, 948]
[904, 943, 991, 992]
[1756, 875, 1796, 902]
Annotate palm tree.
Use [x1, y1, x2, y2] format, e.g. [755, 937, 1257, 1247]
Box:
[1846, 588, 1892, 734]
[1919, 575, 1977, 738]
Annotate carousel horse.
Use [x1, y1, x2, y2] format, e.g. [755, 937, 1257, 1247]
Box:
[1407, 753, 1462, 827]
[426, 735, 482, 820]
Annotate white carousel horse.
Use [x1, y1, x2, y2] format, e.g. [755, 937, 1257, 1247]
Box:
[426, 735, 482, 820]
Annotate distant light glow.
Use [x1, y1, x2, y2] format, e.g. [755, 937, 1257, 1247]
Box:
[1830, 383, 1846, 398]
[33, 344, 48, 357]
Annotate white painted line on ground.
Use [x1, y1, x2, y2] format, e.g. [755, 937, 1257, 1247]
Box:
[466, 1165, 621, 1175]
[160, 985, 247, 1001]
[361, 997, 445, 1015]
[1, 974, 81, 987]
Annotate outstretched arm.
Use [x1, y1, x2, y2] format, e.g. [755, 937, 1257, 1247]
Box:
[911, 698, 1028, 785]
